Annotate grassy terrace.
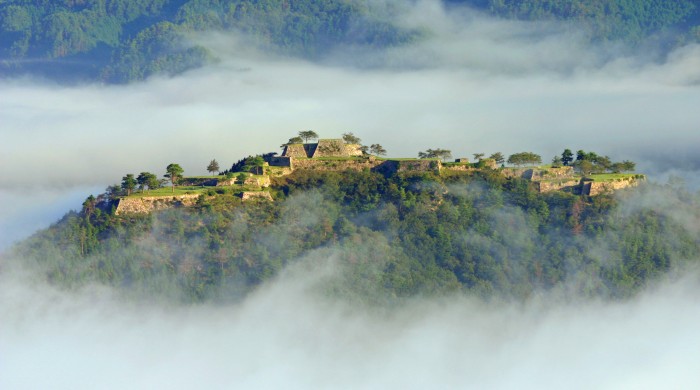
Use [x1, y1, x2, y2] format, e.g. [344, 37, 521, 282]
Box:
[125, 187, 209, 198]
[588, 173, 643, 182]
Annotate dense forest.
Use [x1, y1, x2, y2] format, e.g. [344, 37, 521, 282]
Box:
[11, 169, 700, 304]
[1, 0, 699, 82]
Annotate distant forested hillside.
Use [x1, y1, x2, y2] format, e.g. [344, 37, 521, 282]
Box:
[1, 0, 699, 82]
[0, 0, 414, 82]
[477, 0, 700, 41]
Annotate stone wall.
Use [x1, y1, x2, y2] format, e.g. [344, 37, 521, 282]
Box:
[115, 194, 201, 215]
[269, 156, 292, 168]
[282, 144, 308, 158]
[216, 178, 236, 186]
[536, 179, 581, 193]
[478, 158, 498, 169]
[244, 175, 271, 187]
[374, 160, 442, 175]
[502, 166, 574, 180]
[584, 177, 643, 196]
[311, 139, 363, 158]
[241, 192, 273, 202]
[291, 157, 382, 172]
[442, 163, 473, 172]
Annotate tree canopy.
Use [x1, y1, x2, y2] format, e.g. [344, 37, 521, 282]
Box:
[207, 159, 220, 176]
[298, 130, 319, 143]
[164, 163, 184, 192]
[418, 148, 452, 161]
[507, 152, 542, 167]
[342, 132, 362, 145]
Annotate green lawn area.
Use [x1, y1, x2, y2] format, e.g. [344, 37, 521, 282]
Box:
[126, 186, 208, 198]
[378, 157, 440, 161]
[314, 156, 365, 161]
[588, 173, 639, 182]
[184, 175, 222, 179]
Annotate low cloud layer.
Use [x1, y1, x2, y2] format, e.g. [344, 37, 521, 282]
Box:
[1, 1, 699, 194]
[2, 4, 700, 386]
[2, 256, 700, 389]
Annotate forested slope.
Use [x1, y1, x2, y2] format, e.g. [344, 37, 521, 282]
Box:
[2, 0, 699, 83]
[0, 0, 414, 82]
[11, 170, 700, 304]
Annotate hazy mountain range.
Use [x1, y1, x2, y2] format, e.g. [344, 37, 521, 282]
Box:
[2, 0, 699, 82]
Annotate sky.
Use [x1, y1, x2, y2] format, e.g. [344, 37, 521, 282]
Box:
[1, 1, 700, 387]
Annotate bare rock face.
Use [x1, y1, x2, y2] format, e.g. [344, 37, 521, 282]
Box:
[115, 194, 200, 215]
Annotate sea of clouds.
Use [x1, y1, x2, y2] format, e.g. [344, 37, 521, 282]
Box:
[2, 1, 700, 387]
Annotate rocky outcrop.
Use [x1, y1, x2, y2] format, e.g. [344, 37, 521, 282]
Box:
[115, 194, 200, 215]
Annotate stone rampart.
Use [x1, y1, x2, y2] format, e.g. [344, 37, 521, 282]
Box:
[312, 140, 363, 158]
[584, 177, 643, 196]
[244, 175, 271, 187]
[269, 156, 292, 168]
[536, 179, 581, 193]
[282, 144, 308, 158]
[291, 157, 382, 172]
[442, 163, 473, 172]
[502, 166, 574, 180]
[115, 194, 201, 215]
[241, 192, 273, 202]
[372, 160, 442, 175]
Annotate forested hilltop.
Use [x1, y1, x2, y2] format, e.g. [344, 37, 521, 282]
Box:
[11, 166, 700, 304]
[1, 0, 699, 83]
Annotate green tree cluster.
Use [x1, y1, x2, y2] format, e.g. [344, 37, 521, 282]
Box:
[418, 148, 452, 161]
[507, 152, 542, 167]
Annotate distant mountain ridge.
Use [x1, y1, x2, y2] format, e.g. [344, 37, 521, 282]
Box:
[1, 0, 699, 83]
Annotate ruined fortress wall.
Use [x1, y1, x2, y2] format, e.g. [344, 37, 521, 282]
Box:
[585, 178, 642, 196]
[241, 192, 273, 202]
[270, 156, 292, 168]
[244, 175, 271, 187]
[282, 144, 308, 158]
[533, 166, 574, 180]
[291, 158, 383, 172]
[442, 164, 473, 172]
[536, 179, 581, 193]
[396, 160, 441, 173]
[216, 178, 236, 186]
[503, 166, 574, 180]
[312, 139, 360, 158]
[115, 194, 201, 215]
